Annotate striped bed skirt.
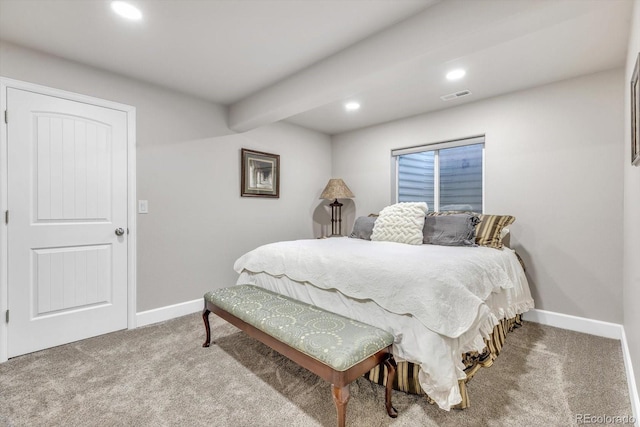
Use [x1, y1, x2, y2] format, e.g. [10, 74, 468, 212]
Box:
[365, 314, 523, 409]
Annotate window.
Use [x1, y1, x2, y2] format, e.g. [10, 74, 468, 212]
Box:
[393, 136, 484, 212]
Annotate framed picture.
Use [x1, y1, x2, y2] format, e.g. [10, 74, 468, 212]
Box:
[241, 148, 280, 198]
[632, 52, 640, 166]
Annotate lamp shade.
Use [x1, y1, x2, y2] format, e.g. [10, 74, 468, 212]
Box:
[320, 179, 355, 200]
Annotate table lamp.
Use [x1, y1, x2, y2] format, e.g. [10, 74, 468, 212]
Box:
[320, 179, 355, 236]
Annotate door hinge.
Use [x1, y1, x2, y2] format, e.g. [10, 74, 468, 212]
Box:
[5, 310, 8, 323]
[4, 210, 8, 224]
[4, 110, 7, 124]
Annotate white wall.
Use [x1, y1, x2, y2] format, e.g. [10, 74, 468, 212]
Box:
[623, 0, 640, 398]
[0, 41, 332, 312]
[137, 123, 331, 310]
[332, 69, 625, 323]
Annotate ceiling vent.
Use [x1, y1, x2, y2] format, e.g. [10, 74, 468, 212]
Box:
[440, 90, 472, 101]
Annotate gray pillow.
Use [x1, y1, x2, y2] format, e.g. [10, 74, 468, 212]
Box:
[422, 213, 479, 246]
[349, 216, 377, 240]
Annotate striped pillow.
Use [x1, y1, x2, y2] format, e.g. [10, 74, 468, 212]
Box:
[476, 214, 515, 249]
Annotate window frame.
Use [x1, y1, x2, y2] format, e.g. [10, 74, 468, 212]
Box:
[390, 135, 485, 212]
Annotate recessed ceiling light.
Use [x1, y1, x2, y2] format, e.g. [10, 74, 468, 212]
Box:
[111, 1, 142, 21]
[345, 102, 360, 111]
[446, 69, 466, 81]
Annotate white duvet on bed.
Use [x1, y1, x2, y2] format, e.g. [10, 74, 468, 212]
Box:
[233, 237, 533, 410]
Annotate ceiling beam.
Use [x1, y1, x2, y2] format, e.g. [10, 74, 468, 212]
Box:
[228, 0, 603, 133]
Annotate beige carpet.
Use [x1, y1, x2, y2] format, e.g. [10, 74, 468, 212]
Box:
[0, 313, 634, 427]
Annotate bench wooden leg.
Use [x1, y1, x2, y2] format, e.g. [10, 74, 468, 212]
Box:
[332, 384, 350, 427]
[384, 354, 398, 418]
[202, 308, 211, 348]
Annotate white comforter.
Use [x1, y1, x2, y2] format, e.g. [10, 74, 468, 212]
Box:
[234, 238, 517, 338]
[233, 237, 533, 410]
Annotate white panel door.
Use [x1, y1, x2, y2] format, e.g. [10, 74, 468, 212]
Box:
[7, 88, 128, 357]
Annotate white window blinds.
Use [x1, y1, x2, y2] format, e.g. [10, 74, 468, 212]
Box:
[393, 136, 484, 212]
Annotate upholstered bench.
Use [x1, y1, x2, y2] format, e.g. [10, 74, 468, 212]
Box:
[202, 284, 397, 427]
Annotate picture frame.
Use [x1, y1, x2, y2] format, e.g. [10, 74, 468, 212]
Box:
[241, 148, 280, 198]
[632, 52, 640, 166]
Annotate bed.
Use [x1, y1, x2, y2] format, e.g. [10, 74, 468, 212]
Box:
[233, 208, 533, 411]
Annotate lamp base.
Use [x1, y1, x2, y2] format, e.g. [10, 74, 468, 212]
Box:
[329, 199, 344, 236]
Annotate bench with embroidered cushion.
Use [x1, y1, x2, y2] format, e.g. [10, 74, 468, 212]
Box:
[202, 284, 398, 427]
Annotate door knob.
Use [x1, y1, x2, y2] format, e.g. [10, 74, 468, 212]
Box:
[115, 228, 125, 236]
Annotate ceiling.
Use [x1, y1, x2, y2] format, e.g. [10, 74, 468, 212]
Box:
[0, 0, 633, 135]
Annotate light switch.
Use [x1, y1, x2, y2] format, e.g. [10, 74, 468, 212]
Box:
[138, 200, 149, 214]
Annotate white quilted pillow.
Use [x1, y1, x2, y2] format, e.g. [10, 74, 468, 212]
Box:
[370, 202, 428, 245]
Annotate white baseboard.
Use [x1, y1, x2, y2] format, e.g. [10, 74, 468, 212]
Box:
[135, 298, 202, 328]
[621, 329, 640, 427]
[523, 308, 638, 425]
[522, 308, 623, 339]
